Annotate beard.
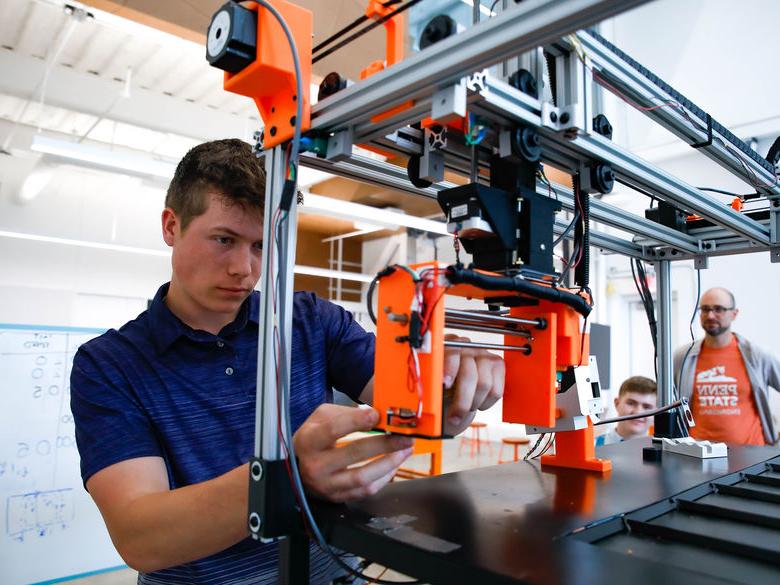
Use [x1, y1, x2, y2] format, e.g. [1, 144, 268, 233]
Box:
[703, 322, 728, 336]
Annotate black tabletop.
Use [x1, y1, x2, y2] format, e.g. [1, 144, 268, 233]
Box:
[313, 439, 780, 585]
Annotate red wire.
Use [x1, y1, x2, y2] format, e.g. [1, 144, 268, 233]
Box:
[284, 143, 293, 179]
[592, 68, 681, 113]
[268, 207, 306, 520]
[590, 60, 779, 192]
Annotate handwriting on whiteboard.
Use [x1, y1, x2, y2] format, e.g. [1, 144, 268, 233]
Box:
[6, 488, 75, 542]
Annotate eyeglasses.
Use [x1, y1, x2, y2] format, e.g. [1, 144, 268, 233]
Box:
[698, 305, 735, 315]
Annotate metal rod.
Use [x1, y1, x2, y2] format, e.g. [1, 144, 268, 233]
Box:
[445, 308, 544, 328]
[594, 399, 681, 426]
[444, 340, 531, 353]
[444, 320, 532, 338]
[656, 260, 673, 407]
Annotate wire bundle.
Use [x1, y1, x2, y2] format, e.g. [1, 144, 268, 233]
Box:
[524, 433, 555, 460]
[630, 258, 657, 377]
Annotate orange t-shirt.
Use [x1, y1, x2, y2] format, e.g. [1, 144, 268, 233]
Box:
[690, 336, 765, 445]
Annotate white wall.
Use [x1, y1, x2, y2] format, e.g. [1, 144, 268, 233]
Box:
[0, 154, 170, 329]
[605, 0, 780, 156]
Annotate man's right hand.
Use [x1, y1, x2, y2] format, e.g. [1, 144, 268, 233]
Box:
[293, 404, 414, 503]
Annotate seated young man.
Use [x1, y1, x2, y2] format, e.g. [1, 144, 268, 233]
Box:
[71, 139, 505, 584]
[595, 376, 656, 446]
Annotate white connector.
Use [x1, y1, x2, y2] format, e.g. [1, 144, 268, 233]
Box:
[660, 437, 728, 459]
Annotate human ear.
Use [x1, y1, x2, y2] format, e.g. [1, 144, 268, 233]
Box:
[161, 208, 178, 246]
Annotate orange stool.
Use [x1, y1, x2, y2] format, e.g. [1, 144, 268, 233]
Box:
[459, 421, 492, 457]
[395, 438, 442, 479]
[498, 437, 531, 463]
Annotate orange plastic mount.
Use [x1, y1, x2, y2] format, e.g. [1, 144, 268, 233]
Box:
[360, 0, 404, 77]
[222, 1, 312, 149]
[541, 419, 612, 473]
[374, 263, 446, 437]
[373, 262, 611, 474]
[358, 0, 414, 124]
[503, 300, 588, 428]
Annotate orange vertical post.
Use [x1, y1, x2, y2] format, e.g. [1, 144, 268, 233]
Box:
[359, 0, 414, 124]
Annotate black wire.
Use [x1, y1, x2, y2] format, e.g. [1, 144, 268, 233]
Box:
[489, 0, 502, 15]
[535, 434, 555, 459]
[559, 239, 580, 283]
[312, 0, 424, 64]
[312, 0, 401, 55]
[537, 167, 561, 201]
[367, 275, 380, 325]
[595, 399, 683, 426]
[579, 314, 588, 365]
[552, 210, 581, 248]
[696, 187, 741, 197]
[630, 258, 658, 380]
[524, 433, 546, 460]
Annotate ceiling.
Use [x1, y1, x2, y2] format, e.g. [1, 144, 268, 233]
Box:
[0, 0, 447, 242]
[80, 0, 395, 80]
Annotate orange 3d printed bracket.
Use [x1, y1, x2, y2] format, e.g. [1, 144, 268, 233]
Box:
[372, 261, 611, 474]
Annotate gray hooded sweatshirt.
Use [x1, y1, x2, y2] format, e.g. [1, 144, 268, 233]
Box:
[673, 333, 780, 445]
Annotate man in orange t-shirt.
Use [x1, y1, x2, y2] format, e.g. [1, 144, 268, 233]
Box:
[674, 287, 780, 445]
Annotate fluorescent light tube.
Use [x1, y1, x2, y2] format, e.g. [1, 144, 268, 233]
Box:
[300, 193, 449, 236]
[31, 135, 176, 179]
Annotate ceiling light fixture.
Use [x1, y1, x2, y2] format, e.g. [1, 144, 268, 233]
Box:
[30, 135, 177, 179]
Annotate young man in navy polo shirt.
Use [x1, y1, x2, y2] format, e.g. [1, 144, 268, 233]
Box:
[71, 139, 505, 584]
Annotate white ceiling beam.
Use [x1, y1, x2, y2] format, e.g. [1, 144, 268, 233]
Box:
[0, 50, 253, 141]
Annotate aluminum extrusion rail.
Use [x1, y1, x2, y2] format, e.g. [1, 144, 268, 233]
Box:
[554, 216, 645, 258]
[298, 151, 655, 258]
[542, 130, 770, 245]
[547, 181, 702, 254]
[575, 29, 780, 198]
[299, 152, 455, 198]
[467, 71, 770, 245]
[310, 0, 651, 132]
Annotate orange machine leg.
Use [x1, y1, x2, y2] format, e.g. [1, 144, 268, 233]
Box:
[540, 420, 612, 473]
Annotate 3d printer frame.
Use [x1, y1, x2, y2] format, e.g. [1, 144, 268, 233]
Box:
[206, 0, 780, 560]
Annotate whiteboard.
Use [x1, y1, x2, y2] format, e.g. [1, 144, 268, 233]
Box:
[0, 324, 126, 585]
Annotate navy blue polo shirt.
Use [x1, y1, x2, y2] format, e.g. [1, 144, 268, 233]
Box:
[71, 283, 374, 584]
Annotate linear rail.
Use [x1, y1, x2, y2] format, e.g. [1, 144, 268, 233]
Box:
[576, 29, 780, 198]
[310, 0, 651, 131]
[468, 72, 770, 245]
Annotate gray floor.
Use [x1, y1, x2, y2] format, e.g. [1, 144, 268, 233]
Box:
[67, 437, 528, 585]
[68, 568, 137, 585]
